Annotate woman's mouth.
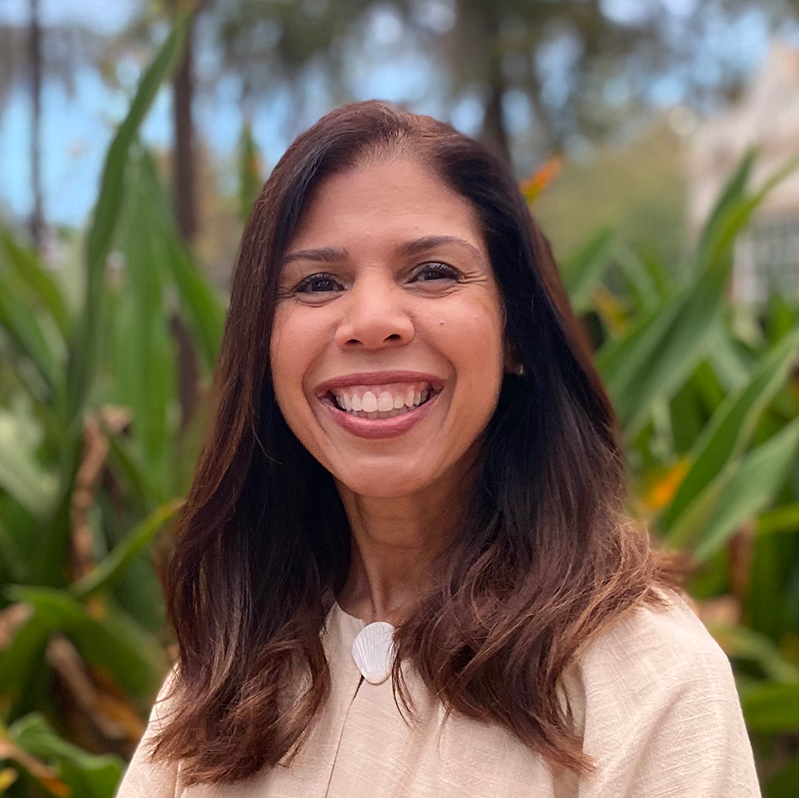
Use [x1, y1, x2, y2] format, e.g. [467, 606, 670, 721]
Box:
[323, 382, 436, 419]
[317, 380, 442, 438]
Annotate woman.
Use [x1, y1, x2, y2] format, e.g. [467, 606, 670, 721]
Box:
[116, 100, 760, 797]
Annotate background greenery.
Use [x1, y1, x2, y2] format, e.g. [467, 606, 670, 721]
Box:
[1, 9, 799, 798]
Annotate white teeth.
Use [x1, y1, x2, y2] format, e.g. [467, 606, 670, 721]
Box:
[329, 383, 438, 418]
[377, 391, 394, 412]
[361, 391, 378, 413]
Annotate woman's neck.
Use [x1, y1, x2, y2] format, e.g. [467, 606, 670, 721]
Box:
[335, 471, 472, 625]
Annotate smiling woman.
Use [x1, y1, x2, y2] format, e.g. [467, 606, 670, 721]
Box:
[115, 101, 761, 798]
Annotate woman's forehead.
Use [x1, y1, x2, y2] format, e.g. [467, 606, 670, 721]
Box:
[286, 157, 485, 253]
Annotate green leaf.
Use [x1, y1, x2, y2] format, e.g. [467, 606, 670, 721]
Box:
[659, 326, 799, 532]
[70, 500, 182, 599]
[636, 244, 672, 296]
[695, 151, 799, 279]
[560, 226, 615, 312]
[39, 423, 83, 587]
[596, 286, 684, 393]
[757, 503, 799, 536]
[0, 616, 49, 701]
[613, 242, 662, 311]
[708, 623, 799, 683]
[65, 15, 190, 426]
[0, 228, 71, 338]
[138, 150, 225, 368]
[605, 269, 730, 436]
[694, 149, 755, 267]
[116, 149, 177, 473]
[4, 586, 167, 700]
[690, 359, 727, 416]
[0, 515, 31, 583]
[0, 409, 57, 519]
[106, 433, 163, 507]
[765, 291, 799, 340]
[597, 152, 799, 436]
[741, 682, 799, 733]
[0, 269, 58, 389]
[706, 324, 751, 393]
[668, 379, 705, 454]
[668, 419, 799, 558]
[10, 713, 124, 798]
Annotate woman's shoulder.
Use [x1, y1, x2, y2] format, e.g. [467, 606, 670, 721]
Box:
[565, 588, 761, 797]
[578, 586, 730, 683]
[561, 585, 741, 728]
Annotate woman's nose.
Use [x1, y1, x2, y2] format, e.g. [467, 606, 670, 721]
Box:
[333, 275, 415, 349]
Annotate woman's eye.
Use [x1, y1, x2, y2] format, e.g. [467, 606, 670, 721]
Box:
[295, 273, 342, 294]
[413, 262, 461, 282]
[290, 263, 459, 296]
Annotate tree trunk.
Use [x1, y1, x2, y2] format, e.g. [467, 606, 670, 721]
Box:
[29, 0, 44, 250]
[465, 0, 512, 166]
[169, 0, 201, 437]
[482, 72, 511, 166]
[172, 6, 198, 244]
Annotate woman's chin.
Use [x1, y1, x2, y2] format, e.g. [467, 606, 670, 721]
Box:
[333, 467, 437, 499]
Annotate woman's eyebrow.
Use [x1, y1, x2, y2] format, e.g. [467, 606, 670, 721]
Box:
[281, 246, 347, 266]
[281, 236, 484, 267]
[397, 235, 485, 264]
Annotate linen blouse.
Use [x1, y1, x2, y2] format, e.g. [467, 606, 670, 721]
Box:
[115, 589, 761, 797]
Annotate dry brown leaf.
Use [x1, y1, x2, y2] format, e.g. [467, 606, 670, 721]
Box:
[0, 603, 33, 650]
[70, 406, 132, 581]
[694, 595, 742, 627]
[0, 740, 66, 793]
[46, 636, 128, 741]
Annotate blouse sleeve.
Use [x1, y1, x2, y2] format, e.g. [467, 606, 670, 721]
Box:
[575, 594, 761, 798]
[114, 668, 180, 798]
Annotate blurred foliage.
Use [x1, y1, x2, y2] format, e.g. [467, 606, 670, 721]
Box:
[0, 17, 222, 798]
[0, 20, 798, 798]
[554, 148, 799, 796]
[534, 119, 687, 273]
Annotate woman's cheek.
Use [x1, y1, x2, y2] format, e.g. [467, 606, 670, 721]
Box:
[270, 309, 310, 418]
[441, 307, 504, 382]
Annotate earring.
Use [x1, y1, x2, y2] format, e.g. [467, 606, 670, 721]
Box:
[514, 364, 525, 377]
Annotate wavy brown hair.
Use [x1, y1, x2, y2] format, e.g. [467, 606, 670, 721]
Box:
[149, 100, 683, 785]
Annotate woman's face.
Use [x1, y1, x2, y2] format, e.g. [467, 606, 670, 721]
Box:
[270, 155, 508, 498]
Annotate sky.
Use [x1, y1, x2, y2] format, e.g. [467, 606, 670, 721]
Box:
[0, 0, 136, 31]
[0, 0, 790, 230]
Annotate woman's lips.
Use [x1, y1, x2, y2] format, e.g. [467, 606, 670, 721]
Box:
[320, 388, 441, 439]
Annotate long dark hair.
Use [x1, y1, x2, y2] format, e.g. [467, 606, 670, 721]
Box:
[150, 100, 682, 785]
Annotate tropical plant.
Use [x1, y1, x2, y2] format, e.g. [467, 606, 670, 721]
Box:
[0, 13, 225, 797]
[550, 152, 799, 796]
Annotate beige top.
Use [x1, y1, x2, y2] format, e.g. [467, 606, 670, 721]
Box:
[115, 590, 761, 797]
